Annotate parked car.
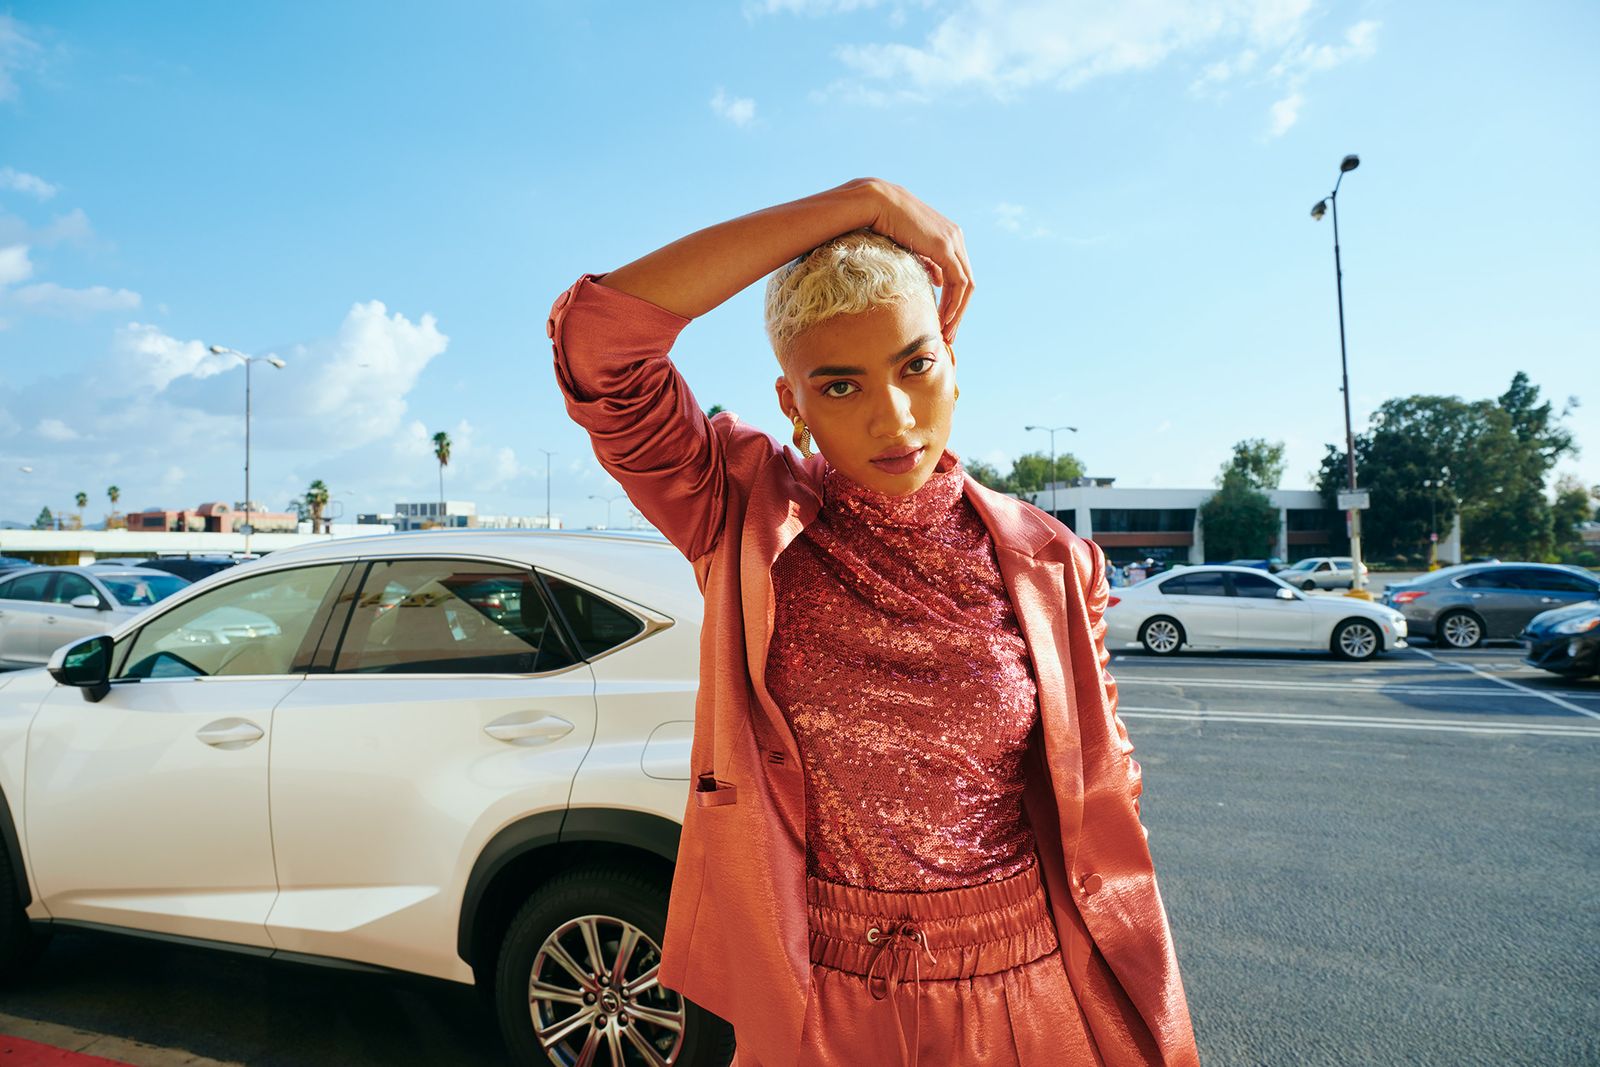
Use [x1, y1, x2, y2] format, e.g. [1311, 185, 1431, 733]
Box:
[1106, 564, 1406, 660]
[0, 556, 34, 575]
[1277, 555, 1368, 591]
[1381, 562, 1600, 649]
[0, 566, 190, 668]
[0, 530, 734, 1067]
[1223, 557, 1287, 573]
[133, 555, 244, 583]
[1520, 599, 1600, 678]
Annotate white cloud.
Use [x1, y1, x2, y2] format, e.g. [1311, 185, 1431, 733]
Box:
[1269, 91, 1303, 136]
[994, 201, 1052, 239]
[8, 282, 141, 315]
[710, 88, 757, 127]
[36, 418, 77, 442]
[0, 243, 32, 286]
[0, 15, 43, 103]
[0, 167, 55, 200]
[117, 323, 237, 392]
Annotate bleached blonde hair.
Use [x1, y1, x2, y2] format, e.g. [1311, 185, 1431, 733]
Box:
[764, 229, 936, 359]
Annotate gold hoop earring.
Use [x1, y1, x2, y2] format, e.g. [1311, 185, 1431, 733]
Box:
[954, 385, 960, 402]
[791, 415, 814, 459]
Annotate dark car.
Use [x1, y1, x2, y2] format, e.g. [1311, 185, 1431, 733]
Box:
[1521, 600, 1600, 679]
[1224, 557, 1288, 574]
[137, 556, 243, 583]
[0, 556, 34, 574]
[1382, 563, 1600, 649]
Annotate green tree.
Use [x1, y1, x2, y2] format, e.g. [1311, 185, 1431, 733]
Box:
[305, 480, 331, 535]
[74, 491, 87, 527]
[33, 506, 54, 530]
[707, 404, 726, 417]
[1200, 470, 1278, 560]
[432, 431, 451, 519]
[106, 484, 122, 529]
[964, 459, 1009, 492]
[1008, 451, 1084, 495]
[1552, 474, 1591, 551]
[1223, 438, 1286, 490]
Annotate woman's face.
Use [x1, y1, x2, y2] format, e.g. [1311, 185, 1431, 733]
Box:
[774, 298, 956, 497]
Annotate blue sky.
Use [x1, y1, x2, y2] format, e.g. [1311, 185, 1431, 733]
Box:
[1, 1, 1596, 530]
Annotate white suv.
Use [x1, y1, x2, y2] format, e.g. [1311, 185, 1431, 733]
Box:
[0, 530, 734, 1067]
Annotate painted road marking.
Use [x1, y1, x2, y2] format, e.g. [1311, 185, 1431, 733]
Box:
[1112, 675, 1600, 700]
[1118, 705, 1600, 737]
[1408, 647, 1600, 721]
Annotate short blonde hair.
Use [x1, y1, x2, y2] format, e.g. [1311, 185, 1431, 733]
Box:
[764, 229, 935, 357]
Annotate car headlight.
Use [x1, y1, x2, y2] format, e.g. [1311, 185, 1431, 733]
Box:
[1552, 615, 1600, 635]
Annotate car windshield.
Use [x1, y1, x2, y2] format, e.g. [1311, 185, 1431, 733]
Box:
[1284, 560, 1317, 571]
[100, 572, 189, 607]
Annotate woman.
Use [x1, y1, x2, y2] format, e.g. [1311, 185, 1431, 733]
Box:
[549, 178, 1198, 1066]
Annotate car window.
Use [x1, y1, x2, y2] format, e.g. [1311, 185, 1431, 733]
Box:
[0, 571, 52, 602]
[1457, 570, 1518, 590]
[1315, 562, 1333, 572]
[100, 572, 189, 608]
[118, 564, 343, 679]
[1518, 569, 1597, 594]
[543, 576, 647, 657]
[334, 560, 577, 675]
[1230, 572, 1283, 599]
[50, 573, 98, 604]
[1161, 572, 1229, 597]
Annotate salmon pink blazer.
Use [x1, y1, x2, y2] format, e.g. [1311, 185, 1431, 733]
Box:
[549, 274, 1201, 1067]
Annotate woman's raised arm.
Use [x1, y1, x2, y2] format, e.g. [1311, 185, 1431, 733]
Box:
[601, 178, 973, 342]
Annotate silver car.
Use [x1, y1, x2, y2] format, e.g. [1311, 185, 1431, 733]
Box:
[1381, 563, 1600, 648]
[0, 566, 190, 668]
[1278, 555, 1368, 591]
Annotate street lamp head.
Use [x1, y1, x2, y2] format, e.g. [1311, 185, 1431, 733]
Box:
[266, 357, 287, 369]
[1340, 154, 1360, 173]
[1025, 424, 1039, 431]
[1310, 199, 1328, 221]
[209, 344, 229, 355]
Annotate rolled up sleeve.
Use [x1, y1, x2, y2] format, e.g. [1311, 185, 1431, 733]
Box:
[549, 275, 728, 562]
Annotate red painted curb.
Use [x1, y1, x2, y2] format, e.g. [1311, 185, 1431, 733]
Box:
[0, 1035, 133, 1066]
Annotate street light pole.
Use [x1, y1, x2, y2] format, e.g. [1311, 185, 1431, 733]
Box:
[1311, 154, 1364, 592]
[589, 493, 624, 529]
[1024, 424, 1078, 519]
[210, 345, 286, 556]
[538, 448, 557, 530]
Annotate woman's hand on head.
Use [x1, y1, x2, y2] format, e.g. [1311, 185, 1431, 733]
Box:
[856, 178, 974, 343]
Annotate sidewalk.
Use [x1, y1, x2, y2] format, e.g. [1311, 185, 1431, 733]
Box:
[0, 1015, 241, 1067]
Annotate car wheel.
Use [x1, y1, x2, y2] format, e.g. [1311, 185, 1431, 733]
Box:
[1438, 610, 1484, 650]
[0, 843, 49, 985]
[1300, 581, 1316, 591]
[494, 864, 734, 1067]
[1332, 619, 1381, 661]
[1139, 616, 1184, 656]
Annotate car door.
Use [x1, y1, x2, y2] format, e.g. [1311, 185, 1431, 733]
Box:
[1455, 570, 1533, 637]
[264, 557, 597, 976]
[1230, 571, 1315, 647]
[24, 562, 347, 946]
[1518, 568, 1600, 623]
[37, 572, 112, 660]
[1156, 571, 1236, 645]
[0, 570, 54, 663]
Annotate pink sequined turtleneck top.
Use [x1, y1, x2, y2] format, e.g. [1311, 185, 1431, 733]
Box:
[765, 449, 1042, 892]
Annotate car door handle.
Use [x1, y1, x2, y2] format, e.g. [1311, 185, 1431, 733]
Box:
[1540, 597, 1558, 603]
[196, 719, 265, 748]
[1470, 593, 1483, 598]
[484, 714, 575, 745]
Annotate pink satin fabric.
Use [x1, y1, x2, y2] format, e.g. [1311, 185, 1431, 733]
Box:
[733, 860, 1103, 1066]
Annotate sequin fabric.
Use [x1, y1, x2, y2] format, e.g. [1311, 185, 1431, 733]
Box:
[766, 449, 1042, 892]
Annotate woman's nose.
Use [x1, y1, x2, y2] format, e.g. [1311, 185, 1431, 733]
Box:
[867, 387, 916, 438]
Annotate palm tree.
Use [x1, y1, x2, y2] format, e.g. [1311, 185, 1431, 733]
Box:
[432, 431, 451, 525]
[106, 484, 121, 529]
[74, 491, 87, 531]
[306, 480, 330, 535]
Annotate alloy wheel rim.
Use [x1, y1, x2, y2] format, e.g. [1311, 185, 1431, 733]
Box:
[1340, 624, 1376, 658]
[1443, 615, 1480, 648]
[529, 914, 684, 1067]
[1147, 620, 1179, 653]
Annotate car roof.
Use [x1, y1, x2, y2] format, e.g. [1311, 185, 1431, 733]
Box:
[231, 529, 702, 620]
[1157, 564, 1282, 578]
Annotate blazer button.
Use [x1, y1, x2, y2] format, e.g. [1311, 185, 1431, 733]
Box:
[546, 317, 557, 339]
[1083, 873, 1103, 896]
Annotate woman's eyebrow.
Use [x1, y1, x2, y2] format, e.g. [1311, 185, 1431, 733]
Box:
[808, 335, 939, 379]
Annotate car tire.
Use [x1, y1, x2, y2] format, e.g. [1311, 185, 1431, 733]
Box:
[1139, 616, 1184, 656]
[1437, 610, 1485, 650]
[1332, 618, 1381, 661]
[1300, 581, 1316, 591]
[0, 842, 49, 985]
[494, 864, 735, 1067]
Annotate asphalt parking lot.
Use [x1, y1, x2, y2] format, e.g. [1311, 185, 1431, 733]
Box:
[1, 637, 1596, 1066]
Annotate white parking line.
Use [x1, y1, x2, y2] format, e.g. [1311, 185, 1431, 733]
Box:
[1118, 705, 1600, 738]
[1112, 675, 1600, 700]
[1407, 647, 1600, 721]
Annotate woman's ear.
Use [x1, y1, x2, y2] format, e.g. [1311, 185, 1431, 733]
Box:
[774, 374, 799, 424]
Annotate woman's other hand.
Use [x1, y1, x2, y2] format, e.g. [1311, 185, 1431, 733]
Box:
[859, 178, 974, 344]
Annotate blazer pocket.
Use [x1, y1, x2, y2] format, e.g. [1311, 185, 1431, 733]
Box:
[695, 772, 738, 807]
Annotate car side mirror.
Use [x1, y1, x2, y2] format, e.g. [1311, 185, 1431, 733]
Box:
[69, 594, 104, 611]
[1276, 587, 1297, 600]
[47, 634, 113, 702]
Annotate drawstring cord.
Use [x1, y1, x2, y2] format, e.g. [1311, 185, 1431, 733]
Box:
[864, 920, 938, 1067]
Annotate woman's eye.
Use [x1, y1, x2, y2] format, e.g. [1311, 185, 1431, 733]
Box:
[823, 381, 857, 397]
[906, 356, 934, 374]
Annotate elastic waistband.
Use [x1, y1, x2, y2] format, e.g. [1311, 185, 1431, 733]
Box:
[807, 860, 1058, 981]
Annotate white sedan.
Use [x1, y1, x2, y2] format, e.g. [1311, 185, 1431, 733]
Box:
[1106, 564, 1407, 660]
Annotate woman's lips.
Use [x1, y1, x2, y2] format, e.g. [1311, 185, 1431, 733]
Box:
[869, 447, 925, 475]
